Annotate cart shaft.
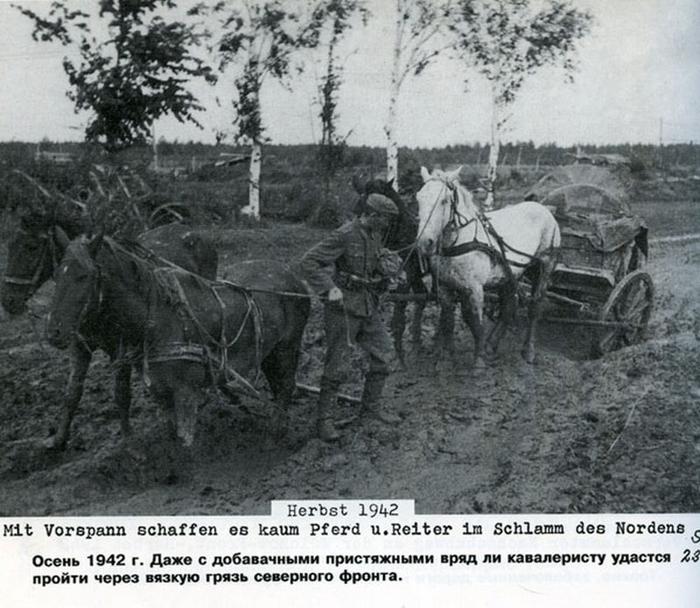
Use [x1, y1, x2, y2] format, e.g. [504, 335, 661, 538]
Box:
[543, 316, 638, 329]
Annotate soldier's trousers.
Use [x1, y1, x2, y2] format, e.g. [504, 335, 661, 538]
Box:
[321, 303, 392, 386]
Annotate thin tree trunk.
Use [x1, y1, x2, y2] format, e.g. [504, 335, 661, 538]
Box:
[485, 92, 501, 211]
[241, 140, 262, 219]
[152, 125, 158, 171]
[321, 38, 336, 206]
[386, 92, 399, 189]
[385, 0, 404, 191]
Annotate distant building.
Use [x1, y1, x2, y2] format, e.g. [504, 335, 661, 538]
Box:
[34, 150, 76, 164]
[148, 157, 188, 176]
[566, 152, 632, 168]
[210, 153, 250, 168]
[149, 153, 250, 176]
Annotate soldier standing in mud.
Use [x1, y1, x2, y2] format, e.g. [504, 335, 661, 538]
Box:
[299, 193, 402, 441]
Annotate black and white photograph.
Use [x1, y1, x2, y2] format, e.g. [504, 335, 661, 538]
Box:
[0, 2, 698, 599]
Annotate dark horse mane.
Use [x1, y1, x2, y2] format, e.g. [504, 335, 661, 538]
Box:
[106, 237, 166, 295]
[20, 196, 90, 239]
[97, 236, 214, 310]
[98, 237, 254, 335]
[352, 178, 418, 250]
[67, 236, 157, 307]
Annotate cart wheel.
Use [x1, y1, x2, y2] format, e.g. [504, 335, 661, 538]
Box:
[593, 270, 654, 357]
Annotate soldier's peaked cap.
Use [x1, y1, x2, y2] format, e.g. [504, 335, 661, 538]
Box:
[366, 193, 399, 216]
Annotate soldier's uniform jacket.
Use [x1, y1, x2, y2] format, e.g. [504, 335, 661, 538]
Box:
[299, 219, 387, 317]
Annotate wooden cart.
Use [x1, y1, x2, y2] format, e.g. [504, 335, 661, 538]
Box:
[534, 176, 654, 357]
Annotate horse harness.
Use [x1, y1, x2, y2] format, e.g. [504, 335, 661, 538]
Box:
[433, 178, 541, 288]
[73, 238, 265, 401]
[143, 267, 265, 400]
[3, 225, 63, 289]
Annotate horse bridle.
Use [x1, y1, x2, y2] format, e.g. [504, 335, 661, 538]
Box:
[427, 177, 537, 273]
[441, 179, 479, 231]
[418, 177, 478, 253]
[3, 226, 62, 290]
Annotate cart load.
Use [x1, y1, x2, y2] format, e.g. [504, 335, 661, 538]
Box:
[527, 165, 654, 356]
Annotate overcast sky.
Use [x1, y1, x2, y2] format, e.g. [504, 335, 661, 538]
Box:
[1, 0, 698, 147]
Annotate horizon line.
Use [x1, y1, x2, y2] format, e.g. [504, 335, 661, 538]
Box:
[1, 139, 697, 149]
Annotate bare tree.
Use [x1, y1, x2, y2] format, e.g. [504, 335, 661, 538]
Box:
[386, 0, 453, 189]
[449, 0, 592, 209]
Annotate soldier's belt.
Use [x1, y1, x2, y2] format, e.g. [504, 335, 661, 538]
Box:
[335, 271, 383, 292]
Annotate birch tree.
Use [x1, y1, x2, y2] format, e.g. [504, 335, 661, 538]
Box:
[15, 0, 214, 153]
[199, 0, 322, 218]
[386, 0, 453, 189]
[449, 0, 592, 209]
[313, 0, 368, 207]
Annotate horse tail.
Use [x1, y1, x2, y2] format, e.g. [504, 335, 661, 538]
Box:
[541, 208, 561, 254]
[551, 216, 561, 249]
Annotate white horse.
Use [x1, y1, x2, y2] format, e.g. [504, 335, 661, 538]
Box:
[415, 166, 560, 367]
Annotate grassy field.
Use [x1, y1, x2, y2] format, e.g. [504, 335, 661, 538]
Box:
[1, 138, 698, 251]
[3, 140, 698, 228]
[213, 222, 328, 269]
[633, 199, 700, 237]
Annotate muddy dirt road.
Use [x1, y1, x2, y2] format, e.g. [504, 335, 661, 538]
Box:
[0, 236, 698, 516]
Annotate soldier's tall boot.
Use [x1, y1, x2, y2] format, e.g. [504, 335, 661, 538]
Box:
[316, 379, 340, 441]
[361, 373, 400, 425]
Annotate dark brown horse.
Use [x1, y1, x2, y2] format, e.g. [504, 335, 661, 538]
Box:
[351, 177, 430, 364]
[2, 198, 218, 449]
[47, 235, 309, 447]
[2, 203, 216, 315]
[2, 198, 89, 316]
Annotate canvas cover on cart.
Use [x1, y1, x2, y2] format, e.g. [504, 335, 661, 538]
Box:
[526, 165, 648, 256]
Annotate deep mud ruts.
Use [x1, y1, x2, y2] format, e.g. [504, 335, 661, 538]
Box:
[0, 239, 698, 515]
